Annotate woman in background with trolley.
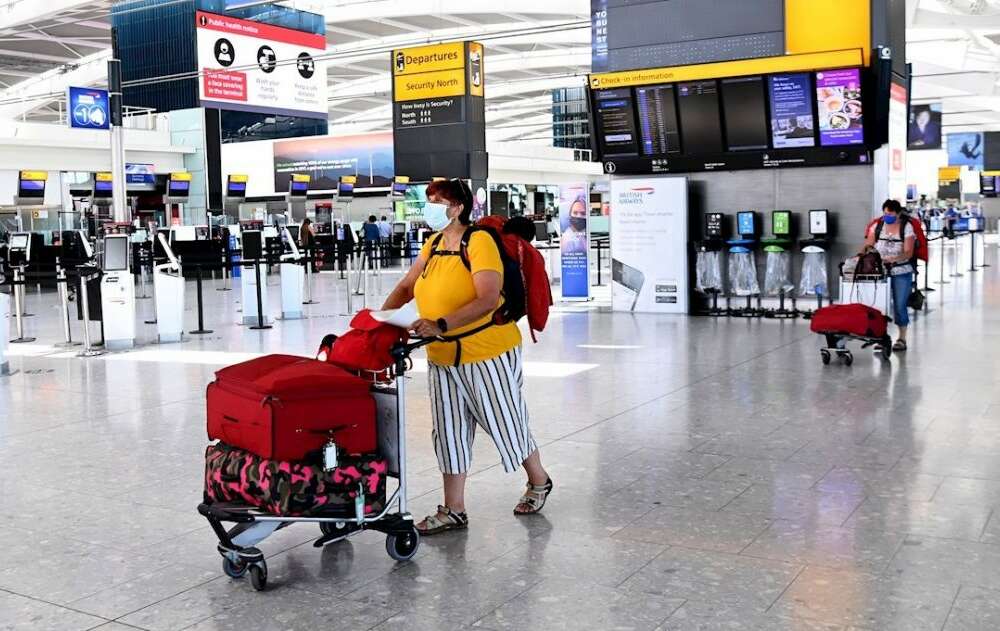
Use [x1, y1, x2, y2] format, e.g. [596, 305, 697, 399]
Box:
[862, 199, 915, 352]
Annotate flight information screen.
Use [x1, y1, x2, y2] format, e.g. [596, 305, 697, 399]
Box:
[721, 76, 769, 151]
[594, 88, 639, 157]
[677, 80, 724, 154]
[635, 84, 681, 156]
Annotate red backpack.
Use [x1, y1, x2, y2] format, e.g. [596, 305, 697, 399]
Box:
[450, 216, 553, 342]
[318, 310, 408, 374]
[865, 214, 928, 262]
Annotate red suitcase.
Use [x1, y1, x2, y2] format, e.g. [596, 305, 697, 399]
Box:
[810, 303, 889, 338]
[207, 355, 376, 460]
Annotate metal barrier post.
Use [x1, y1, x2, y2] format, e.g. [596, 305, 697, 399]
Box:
[9, 267, 34, 343]
[342, 253, 354, 315]
[249, 260, 272, 330]
[190, 264, 213, 335]
[969, 231, 978, 272]
[77, 272, 103, 356]
[303, 250, 317, 305]
[951, 236, 963, 278]
[218, 250, 232, 291]
[55, 265, 80, 347]
[938, 237, 949, 285]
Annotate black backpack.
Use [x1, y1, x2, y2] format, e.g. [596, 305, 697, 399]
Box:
[427, 225, 527, 325]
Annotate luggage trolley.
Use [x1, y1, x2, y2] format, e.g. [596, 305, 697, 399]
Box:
[196, 339, 432, 592]
[817, 270, 893, 366]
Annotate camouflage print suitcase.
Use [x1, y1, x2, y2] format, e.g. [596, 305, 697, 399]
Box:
[204, 442, 387, 517]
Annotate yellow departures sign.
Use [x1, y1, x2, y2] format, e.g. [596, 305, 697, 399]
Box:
[393, 42, 482, 102]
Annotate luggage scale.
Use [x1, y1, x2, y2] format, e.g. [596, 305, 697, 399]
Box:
[197, 339, 433, 592]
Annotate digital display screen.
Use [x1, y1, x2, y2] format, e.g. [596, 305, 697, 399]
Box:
[721, 76, 769, 151]
[594, 88, 639, 157]
[168, 180, 190, 194]
[816, 68, 864, 146]
[392, 182, 408, 196]
[290, 181, 308, 193]
[981, 175, 998, 195]
[772, 210, 791, 236]
[737, 211, 756, 236]
[95, 180, 113, 191]
[705, 213, 724, 237]
[677, 80, 723, 154]
[227, 181, 246, 193]
[338, 183, 354, 197]
[809, 210, 829, 235]
[18, 179, 45, 197]
[769, 73, 816, 149]
[242, 230, 263, 259]
[635, 84, 681, 156]
[103, 236, 129, 272]
[10, 234, 28, 249]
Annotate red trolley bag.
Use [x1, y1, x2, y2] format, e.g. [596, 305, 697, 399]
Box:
[810, 303, 889, 339]
[207, 354, 376, 460]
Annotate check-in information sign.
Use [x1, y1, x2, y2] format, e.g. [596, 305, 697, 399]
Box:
[195, 11, 327, 118]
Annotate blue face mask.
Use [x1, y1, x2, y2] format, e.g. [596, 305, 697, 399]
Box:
[883, 214, 898, 225]
[423, 202, 451, 231]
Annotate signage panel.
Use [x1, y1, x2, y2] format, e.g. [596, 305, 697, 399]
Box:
[67, 86, 110, 130]
[393, 42, 465, 76]
[195, 10, 327, 117]
[393, 68, 465, 102]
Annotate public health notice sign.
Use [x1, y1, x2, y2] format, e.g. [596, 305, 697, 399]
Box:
[195, 11, 327, 118]
[559, 184, 590, 299]
[610, 177, 689, 314]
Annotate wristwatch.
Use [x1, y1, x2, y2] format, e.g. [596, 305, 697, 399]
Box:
[436, 317, 449, 333]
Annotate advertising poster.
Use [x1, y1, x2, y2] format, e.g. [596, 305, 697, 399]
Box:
[273, 132, 393, 192]
[909, 103, 942, 150]
[815, 68, 864, 146]
[947, 132, 984, 168]
[559, 184, 590, 299]
[768, 74, 815, 148]
[610, 177, 689, 314]
[195, 11, 327, 118]
[887, 83, 908, 202]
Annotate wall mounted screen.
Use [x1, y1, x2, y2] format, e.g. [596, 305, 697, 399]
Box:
[721, 76, 769, 151]
[677, 80, 723, 154]
[635, 84, 681, 156]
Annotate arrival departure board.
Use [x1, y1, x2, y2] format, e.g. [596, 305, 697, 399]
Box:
[635, 84, 681, 156]
[677, 80, 723, 154]
[721, 76, 769, 151]
[594, 88, 639, 156]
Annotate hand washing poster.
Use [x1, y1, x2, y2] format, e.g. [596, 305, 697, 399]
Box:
[558, 183, 590, 299]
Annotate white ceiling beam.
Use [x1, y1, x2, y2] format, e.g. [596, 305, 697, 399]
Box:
[312, 1, 588, 24]
[0, 47, 79, 63]
[0, 47, 109, 120]
[0, 31, 107, 49]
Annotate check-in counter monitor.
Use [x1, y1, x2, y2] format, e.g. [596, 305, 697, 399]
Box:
[103, 234, 129, 272]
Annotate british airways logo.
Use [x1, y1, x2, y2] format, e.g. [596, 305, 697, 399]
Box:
[618, 187, 654, 204]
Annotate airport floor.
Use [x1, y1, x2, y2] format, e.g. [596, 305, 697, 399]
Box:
[2, 238, 1000, 631]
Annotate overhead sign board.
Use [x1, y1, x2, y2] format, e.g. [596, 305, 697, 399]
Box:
[195, 10, 328, 118]
[170, 172, 193, 181]
[589, 49, 863, 90]
[393, 42, 465, 77]
[19, 170, 47, 181]
[67, 86, 110, 130]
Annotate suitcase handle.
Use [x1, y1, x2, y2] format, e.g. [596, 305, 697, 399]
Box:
[295, 424, 357, 436]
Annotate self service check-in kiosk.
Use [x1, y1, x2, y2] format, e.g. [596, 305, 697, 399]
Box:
[279, 227, 304, 319]
[8, 232, 37, 343]
[153, 232, 185, 343]
[100, 234, 136, 350]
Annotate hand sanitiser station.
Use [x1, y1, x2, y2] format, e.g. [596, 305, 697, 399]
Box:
[154, 232, 185, 343]
[279, 227, 304, 320]
[100, 233, 136, 350]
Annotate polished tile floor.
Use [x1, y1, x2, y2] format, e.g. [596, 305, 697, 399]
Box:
[2, 238, 999, 630]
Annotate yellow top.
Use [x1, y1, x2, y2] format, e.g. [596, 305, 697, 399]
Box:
[414, 230, 521, 366]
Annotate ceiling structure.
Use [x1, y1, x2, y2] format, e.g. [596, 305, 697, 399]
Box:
[0, 0, 998, 140]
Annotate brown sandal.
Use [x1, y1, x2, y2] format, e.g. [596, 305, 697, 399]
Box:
[514, 477, 553, 515]
[416, 505, 468, 535]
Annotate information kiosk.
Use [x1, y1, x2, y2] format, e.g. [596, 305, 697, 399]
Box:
[240, 230, 270, 327]
[153, 233, 185, 343]
[100, 234, 136, 350]
[279, 227, 304, 320]
[7, 232, 36, 343]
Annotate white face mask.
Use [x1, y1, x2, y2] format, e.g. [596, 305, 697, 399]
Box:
[423, 202, 451, 231]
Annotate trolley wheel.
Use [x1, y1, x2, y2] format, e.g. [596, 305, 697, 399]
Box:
[385, 528, 420, 562]
[320, 521, 358, 538]
[249, 561, 268, 591]
[222, 557, 247, 579]
[842, 352, 854, 367]
[820, 349, 831, 365]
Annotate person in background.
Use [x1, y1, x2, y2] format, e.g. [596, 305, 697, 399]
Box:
[377, 215, 393, 241]
[503, 216, 536, 243]
[862, 199, 915, 352]
[381, 179, 552, 535]
[300, 218, 316, 250]
[362, 215, 381, 262]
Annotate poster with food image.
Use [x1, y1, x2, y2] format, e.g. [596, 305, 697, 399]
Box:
[815, 68, 863, 146]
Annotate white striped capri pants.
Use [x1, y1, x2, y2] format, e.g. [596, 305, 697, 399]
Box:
[428, 346, 538, 475]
